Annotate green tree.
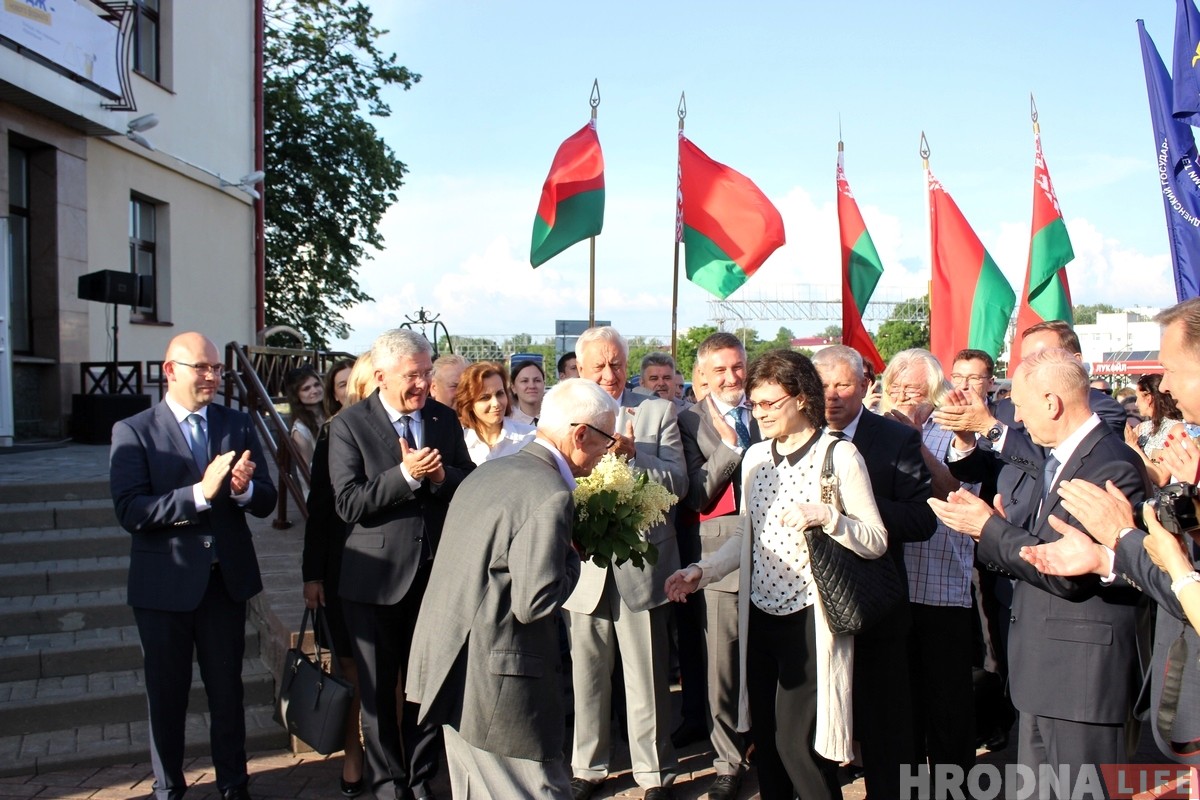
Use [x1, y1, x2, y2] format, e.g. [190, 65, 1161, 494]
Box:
[1071, 303, 1120, 325]
[264, 1, 419, 347]
[818, 324, 843, 342]
[675, 325, 718, 376]
[875, 294, 930, 362]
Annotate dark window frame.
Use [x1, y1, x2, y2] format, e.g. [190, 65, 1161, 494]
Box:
[8, 145, 32, 354]
[131, 0, 160, 83]
[129, 194, 158, 321]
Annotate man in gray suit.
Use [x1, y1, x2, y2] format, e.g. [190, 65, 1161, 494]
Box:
[566, 326, 687, 800]
[929, 348, 1148, 798]
[407, 379, 618, 798]
[676, 332, 756, 800]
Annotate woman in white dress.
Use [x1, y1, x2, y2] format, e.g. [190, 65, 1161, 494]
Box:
[665, 349, 887, 800]
[455, 361, 535, 465]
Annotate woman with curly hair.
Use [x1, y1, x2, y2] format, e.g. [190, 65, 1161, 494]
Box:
[456, 361, 535, 465]
[1126, 373, 1194, 486]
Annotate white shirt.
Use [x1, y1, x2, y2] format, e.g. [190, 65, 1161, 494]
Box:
[378, 395, 426, 489]
[709, 393, 749, 454]
[463, 419, 536, 466]
[528, 437, 577, 490]
[163, 396, 253, 511]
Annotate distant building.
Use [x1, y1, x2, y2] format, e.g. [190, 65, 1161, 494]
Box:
[790, 335, 838, 353]
[1, 1, 260, 441]
[1076, 310, 1163, 379]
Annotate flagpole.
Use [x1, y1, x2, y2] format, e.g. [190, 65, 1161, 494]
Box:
[588, 80, 600, 327]
[920, 131, 933, 347]
[671, 92, 686, 359]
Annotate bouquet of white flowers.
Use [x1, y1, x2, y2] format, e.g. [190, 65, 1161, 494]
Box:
[573, 453, 678, 569]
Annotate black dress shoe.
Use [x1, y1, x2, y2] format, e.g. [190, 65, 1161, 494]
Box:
[643, 787, 674, 800]
[411, 785, 438, 800]
[707, 773, 742, 800]
[221, 785, 251, 800]
[670, 719, 708, 748]
[340, 777, 364, 797]
[570, 777, 603, 800]
[984, 729, 1009, 751]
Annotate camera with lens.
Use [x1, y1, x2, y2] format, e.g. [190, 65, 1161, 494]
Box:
[1134, 482, 1200, 537]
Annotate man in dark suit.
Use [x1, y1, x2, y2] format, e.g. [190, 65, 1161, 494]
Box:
[110, 332, 277, 800]
[1013, 298, 1200, 766]
[407, 379, 618, 798]
[676, 332, 757, 800]
[328, 328, 475, 800]
[812, 345, 937, 799]
[929, 348, 1148, 798]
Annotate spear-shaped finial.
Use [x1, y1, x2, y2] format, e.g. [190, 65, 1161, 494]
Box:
[1030, 92, 1040, 134]
[919, 130, 931, 169]
[838, 114, 844, 152]
[590, 79, 600, 120]
[678, 91, 687, 131]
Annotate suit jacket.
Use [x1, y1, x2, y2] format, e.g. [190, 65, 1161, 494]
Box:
[678, 396, 758, 593]
[847, 409, 937, 584]
[407, 443, 580, 761]
[301, 427, 345, 588]
[328, 391, 474, 606]
[563, 390, 687, 614]
[1113, 530, 1200, 762]
[975, 421, 1150, 724]
[110, 401, 277, 611]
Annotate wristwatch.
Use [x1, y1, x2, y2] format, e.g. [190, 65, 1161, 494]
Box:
[984, 423, 1004, 443]
[1170, 571, 1200, 596]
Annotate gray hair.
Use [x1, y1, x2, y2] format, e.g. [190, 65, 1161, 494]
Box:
[576, 326, 628, 361]
[640, 352, 676, 373]
[538, 378, 619, 439]
[811, 344, 864, 376]
[1017, 347, 1088, 403]
[880, 348, 950, 411]
[371, 328, 432, 370]
[696, 331, 746, 365]
[432, 353, 469, 381]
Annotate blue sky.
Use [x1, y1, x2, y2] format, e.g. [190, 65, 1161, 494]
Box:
[340, 1, 1182, 353]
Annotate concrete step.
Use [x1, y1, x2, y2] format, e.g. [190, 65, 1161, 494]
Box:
[0, 526, 128, 564]
[0, 499, 118, 534]
[0, 588, 132, 638]
[0, 657, 277, 736]
[0, 701, 287, 778]
[0, 554, 129, 598]
[0, 623, 261, 683]
[0, 480, 111, 505]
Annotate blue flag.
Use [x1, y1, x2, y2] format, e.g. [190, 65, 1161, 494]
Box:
[1141, 20, 1200, 301]
[1174, 0, 1200, 125]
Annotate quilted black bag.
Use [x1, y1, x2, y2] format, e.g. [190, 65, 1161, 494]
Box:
[803, 438, 905, 635]
[276, 606, 353, 755]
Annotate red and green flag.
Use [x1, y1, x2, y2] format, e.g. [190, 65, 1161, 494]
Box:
[530, 120, 604, 267]
[677, 134, 785, 299]
[1011, 128, 1074, 375]
[837, 145, 885, 372]
[927, 167, 1016, 373]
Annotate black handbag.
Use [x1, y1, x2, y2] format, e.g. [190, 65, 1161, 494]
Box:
[276, 605, 353, 755]
[803, 438, 905, 635]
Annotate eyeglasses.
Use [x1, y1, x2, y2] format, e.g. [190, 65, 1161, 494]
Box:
[887, 384, 927, 398]
[171, 360, 224, 378]
[747, 395, 793, 413]
[950, 374, 989, 386]
[572, 422, 618, 448]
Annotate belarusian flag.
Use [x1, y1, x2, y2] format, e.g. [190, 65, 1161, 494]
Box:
[927, 168, 1016, 373]
[678, 134, 785, 299]
[530, 120, 604, 267]
[837, 144, 885, 372]
[1012, 128, 1074, 373]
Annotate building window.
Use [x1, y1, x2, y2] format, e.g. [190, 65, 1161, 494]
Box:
[130, 195, 157, 319]
[8, 146, 31, 353]
[132, 0, 160, 82]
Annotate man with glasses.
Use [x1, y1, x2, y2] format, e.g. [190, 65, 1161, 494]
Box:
[328, 328, 476, 800]
[565, 326, 687, 800]
[110, 333, 277, 800]
[812, 345, 936, 799]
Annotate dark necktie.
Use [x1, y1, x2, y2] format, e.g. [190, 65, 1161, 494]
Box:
[398, 415, 417, 450]
[185, 414, 207, 470]
[1038, 453, 1061, 517]
[729, 408, 751, 449]
[830, 430, 849, 441]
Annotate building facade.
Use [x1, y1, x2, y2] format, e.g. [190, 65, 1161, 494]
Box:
[1, 0, 259, 442]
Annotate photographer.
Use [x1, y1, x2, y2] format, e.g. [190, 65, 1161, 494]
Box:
[1020, 299, 1200, 764]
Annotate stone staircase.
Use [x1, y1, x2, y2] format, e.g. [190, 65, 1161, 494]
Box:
[0, 479, 288, 777]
